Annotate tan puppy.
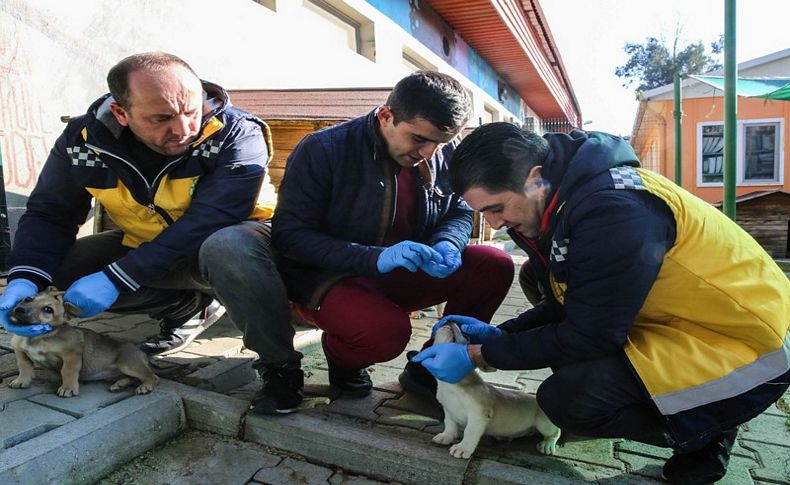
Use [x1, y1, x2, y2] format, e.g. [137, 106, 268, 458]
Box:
[8, 287, 159, 397]
[431, 322, 561, 458]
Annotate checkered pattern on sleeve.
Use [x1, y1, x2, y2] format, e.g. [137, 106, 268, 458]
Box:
[550, 238, 570, 262]
[192, 139, 224, 158]
[609, 166, 645, 190]
[67, 146, 107, 168]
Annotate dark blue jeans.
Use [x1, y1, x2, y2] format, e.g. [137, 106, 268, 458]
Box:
[53, 221, 299, 365]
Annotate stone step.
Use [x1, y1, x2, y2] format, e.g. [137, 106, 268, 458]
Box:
[0, 391, 183, 484]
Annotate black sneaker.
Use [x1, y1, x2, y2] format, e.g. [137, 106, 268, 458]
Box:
[250, 362, 304, 414]
[398, 350, 437, 400]
[139, 300, 226, 356]
[662, 427, 738, 484]
[328, 361, 372, 397]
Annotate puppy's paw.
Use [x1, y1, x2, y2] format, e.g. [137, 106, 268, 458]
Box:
[9, 377, 31, 389]
[537, 437, 558, 455]
[432, 432, 458, 446]
[135, 381, 157, 394]
[449, 443, 475, 459]
[57, 385, 79, 397]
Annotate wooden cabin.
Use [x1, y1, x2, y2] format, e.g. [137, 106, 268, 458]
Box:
[228, 88, 391, 190]
[713, 190, 790, 257]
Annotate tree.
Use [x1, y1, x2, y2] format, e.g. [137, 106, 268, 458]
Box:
[616, 31, 723, 96]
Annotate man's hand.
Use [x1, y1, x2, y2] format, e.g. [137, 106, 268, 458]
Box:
[421, 240, 462, 278]
[377, 240, 442, 273]
[0, 279, 53, 337]
[412, 343, 473, 383]
[431, 314, 502, 344]
[64, 271, 120, 317]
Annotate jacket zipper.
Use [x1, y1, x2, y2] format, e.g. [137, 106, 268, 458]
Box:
[85, 143, 184, 225]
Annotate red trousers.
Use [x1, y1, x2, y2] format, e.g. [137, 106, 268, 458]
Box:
[296, 245, 514, 369]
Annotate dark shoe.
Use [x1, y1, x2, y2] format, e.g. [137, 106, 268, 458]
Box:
[139, 300, 226, 356]
[328, 361, 372, 397]
[398, 350, 437, 400]
[662, 427, 738, 484]
[250, 362, 304, 414]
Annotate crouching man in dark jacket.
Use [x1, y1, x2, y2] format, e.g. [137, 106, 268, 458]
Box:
[416, 122, 790, 484]
[0, 52, 298, 414]
[272, 72, 514, 410]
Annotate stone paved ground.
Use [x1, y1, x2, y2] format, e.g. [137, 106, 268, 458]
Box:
[1, 258, 789, 484]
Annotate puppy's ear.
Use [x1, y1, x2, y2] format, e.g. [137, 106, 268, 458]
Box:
[46, 286, 66, 297]
[63, 302, 84, 319]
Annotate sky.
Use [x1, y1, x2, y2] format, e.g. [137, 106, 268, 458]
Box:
[540, 0, 790, 136]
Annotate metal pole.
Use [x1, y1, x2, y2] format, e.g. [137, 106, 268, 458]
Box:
[723, 0, 737, 220]
[673, 72, 682, 186]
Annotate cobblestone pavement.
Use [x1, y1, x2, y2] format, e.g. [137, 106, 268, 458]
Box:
[1, 258, 789, 484]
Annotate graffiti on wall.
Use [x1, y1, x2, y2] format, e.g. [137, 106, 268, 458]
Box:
[0, 22, 57, 194]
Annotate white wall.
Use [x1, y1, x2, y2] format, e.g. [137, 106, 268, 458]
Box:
[0, 0, 520, 241]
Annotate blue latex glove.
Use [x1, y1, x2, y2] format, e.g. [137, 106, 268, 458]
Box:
[0, 279, 53, 337]
[377, 240, 442, 273]
[432, 314, 503, 344]
[422, 240, 462, 278]
[412, 343, 473, 383]
[64, 271, 120, 317]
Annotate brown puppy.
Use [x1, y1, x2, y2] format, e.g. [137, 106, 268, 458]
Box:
[8, 287, 159, 397]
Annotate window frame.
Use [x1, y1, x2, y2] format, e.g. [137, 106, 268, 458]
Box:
[696, 117, 784, 187]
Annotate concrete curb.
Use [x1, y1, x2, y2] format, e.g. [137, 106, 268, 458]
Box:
[0, 392, 184, 485]
[244, 410, 469, 485]
[156, 379, 250, 437]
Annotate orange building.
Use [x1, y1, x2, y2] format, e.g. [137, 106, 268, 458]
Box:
[631, 49, 790, 204]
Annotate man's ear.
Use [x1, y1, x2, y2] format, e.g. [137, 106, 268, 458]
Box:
[376, 105, 394, 128]
[525, 165, 549, 194]
[109, 102, 130, 127]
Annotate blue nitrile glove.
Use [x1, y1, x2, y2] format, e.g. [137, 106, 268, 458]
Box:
[412, 343, 474, 383]
[64, 271, 120, 317]
[422, 240, 462, 278]
[377, 240, 442, 273]
[0, 279, 53, 337]
[431, 314, 502, 344]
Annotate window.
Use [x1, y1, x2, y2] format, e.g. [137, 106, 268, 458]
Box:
[253, 0, 276, 11]
[697, 119, 783, 186]
[402, 49, 434, 73]
[744, 122, 780, 181]
[303, 0, 375, 62]
[700, 124, 724, 183]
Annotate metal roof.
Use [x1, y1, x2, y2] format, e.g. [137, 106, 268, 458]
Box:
[425, 0, 581, 126]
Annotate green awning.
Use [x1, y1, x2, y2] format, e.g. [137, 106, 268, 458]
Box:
[689, 75, 790, 100]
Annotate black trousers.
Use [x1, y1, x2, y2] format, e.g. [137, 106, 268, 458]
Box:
[536, 353, 674, 448]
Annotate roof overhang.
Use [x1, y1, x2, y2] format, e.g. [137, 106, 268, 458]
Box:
[426, 0, 581, 126]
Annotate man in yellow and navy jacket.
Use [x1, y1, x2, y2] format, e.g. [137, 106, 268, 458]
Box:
[0, 52, 301, 414]
[415, 122, 790, 484]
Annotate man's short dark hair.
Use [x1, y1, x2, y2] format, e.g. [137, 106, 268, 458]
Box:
[386, 71, 472, 132]
[107, 52, 198, 107]
[450, 122, 549, 195]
